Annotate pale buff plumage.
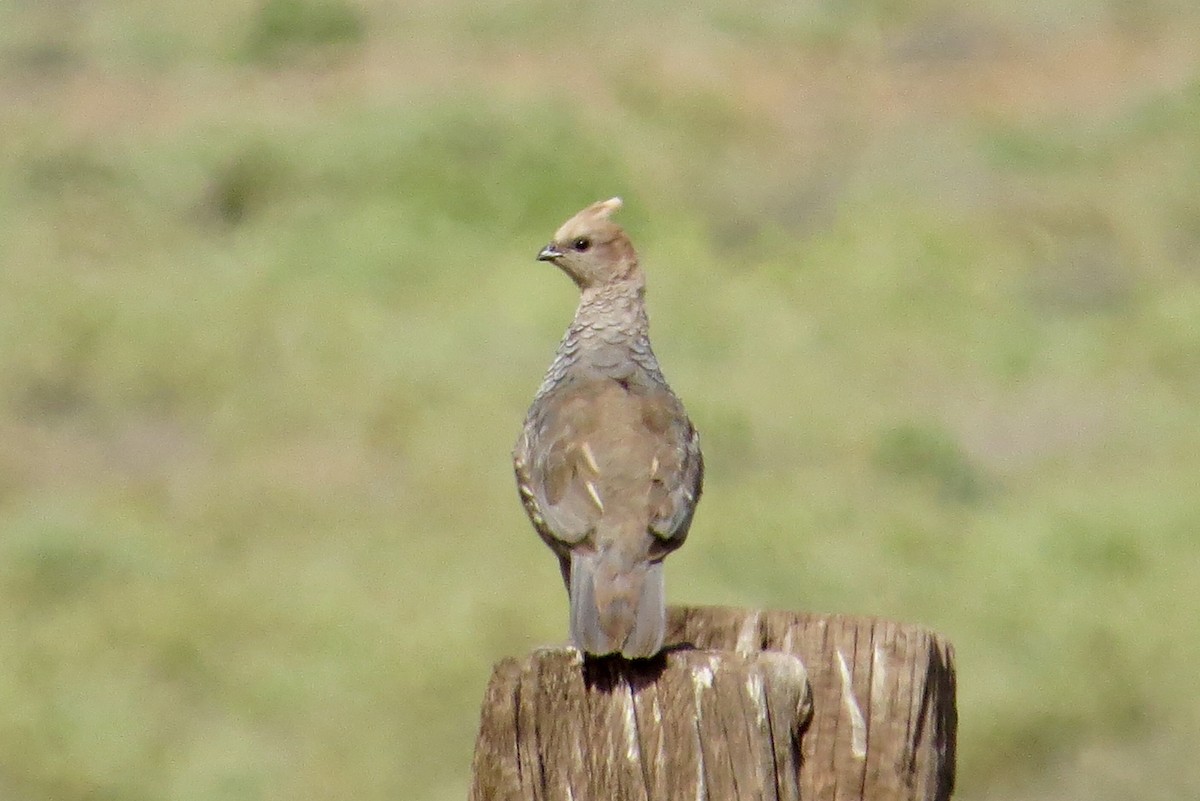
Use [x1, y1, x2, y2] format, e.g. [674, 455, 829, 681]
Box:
[514, 198, 703, 659]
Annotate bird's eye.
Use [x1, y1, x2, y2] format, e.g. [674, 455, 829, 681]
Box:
[572, 237, 591, 252]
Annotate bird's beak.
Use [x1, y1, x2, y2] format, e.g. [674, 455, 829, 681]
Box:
[537, 243, 563, 262]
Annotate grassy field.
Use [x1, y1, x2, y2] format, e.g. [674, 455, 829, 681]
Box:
[2, 1, 1199, 799]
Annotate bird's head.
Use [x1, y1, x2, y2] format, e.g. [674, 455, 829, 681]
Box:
[536, 197, 641, 290]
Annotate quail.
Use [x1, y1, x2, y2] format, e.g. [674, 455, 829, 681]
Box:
[514, 198, 703, 659]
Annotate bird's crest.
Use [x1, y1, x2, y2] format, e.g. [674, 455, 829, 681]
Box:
[552, 197, 628, 251]
[588, 197, 623, 220]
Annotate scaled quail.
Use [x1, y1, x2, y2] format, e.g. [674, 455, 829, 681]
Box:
[514, 197, 703, 659]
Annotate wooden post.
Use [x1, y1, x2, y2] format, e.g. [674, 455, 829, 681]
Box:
[469, 605, 956, 801]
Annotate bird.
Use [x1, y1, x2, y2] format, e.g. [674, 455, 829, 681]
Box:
[513, 197, 703, 659]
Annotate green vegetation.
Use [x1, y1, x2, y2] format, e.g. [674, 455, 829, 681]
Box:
[243, 0, 366, 63]
[2, 2, 1199, 799]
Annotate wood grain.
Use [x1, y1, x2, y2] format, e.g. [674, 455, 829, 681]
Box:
[469, 606, 956, 801]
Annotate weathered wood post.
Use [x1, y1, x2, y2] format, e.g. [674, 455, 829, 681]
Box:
[469, 605, 956, 801]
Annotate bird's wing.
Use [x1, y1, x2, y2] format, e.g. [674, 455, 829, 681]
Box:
[641, 389, 704, 551]
[517, 378, 702, 555]
[514, 386, 607, 549]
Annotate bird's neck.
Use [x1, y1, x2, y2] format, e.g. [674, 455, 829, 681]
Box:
[532, 279, 663, 402]
[571, 280, 649, 340]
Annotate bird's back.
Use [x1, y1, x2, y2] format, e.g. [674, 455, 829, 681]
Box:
[520, 375, 688, 540]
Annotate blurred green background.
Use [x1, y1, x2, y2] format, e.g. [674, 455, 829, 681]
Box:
[2, 1, 1199, 799]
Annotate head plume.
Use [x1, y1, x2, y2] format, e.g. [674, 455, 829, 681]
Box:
[590, 197, 622, 219]
[538, 197, 640, 289]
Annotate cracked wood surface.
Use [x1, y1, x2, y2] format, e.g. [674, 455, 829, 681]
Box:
[469, 606, 956, 801]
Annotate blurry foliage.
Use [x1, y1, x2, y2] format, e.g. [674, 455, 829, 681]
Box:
[20, 146, 121, 198]
[243, 0, 366, 63]
[874, 422, 989, 503]
[359, 103, 630, 235]
[202, 144, 291, 226]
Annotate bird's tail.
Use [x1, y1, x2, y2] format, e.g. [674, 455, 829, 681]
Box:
[569, 547, 665, 659]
